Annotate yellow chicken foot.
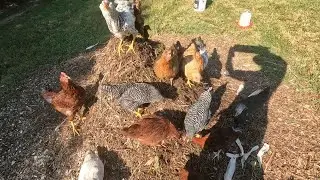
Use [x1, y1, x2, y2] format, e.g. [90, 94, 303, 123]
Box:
[186, 79, 194, 88]
[126, 36, 136, 54]
[118, 39, 125, 56]
[79, 114, 86, 122]
[133, 108, 144, 118]
[70, 121, 80, 136]
[195, 133, 202, 138]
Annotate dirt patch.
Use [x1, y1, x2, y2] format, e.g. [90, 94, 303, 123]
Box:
[0, 35, 319, 180]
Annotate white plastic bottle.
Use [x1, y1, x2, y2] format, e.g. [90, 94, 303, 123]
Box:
[194, 0, 207, 12]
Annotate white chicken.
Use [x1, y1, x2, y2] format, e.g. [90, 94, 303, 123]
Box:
[78, 151, 104, 180]
[99, 0, 138, 56]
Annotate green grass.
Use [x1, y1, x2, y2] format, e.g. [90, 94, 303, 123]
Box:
[143, 0, 320, 93]
[0, 0, 109, 96]
[0, 0, 319, 99]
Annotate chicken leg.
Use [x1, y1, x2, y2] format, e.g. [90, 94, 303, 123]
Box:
[68, 116, 80, 136]
[118, 39, 125, 56]
[186, 79, 195, 88]
[170, 78, 174, 86]
[126, 35, 136, 54]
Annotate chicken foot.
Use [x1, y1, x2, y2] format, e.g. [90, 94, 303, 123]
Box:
[186, 79, 195, 88]
[126, 35, 136, 54]
[170, 78, 174, 86]
[133, 107, 144, 118]
[117, 39, 125, 56]
[70, 120, 80, 136]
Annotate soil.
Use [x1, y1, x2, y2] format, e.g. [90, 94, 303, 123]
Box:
[0, 35, 319, 180]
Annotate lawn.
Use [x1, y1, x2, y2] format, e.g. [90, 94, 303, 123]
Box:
[0, 0, 109, 104]
[0, 0, 319, 179]
[1, 0, 319, 100]
[142, 0, 320, 93]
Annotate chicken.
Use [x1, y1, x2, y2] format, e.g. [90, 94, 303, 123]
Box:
[99, 0, 138, 56]
[184, 87, 213, 138]
[78, 150, 104, 180]
[181, 37, 208, 87]
[153, 41, 182, 85]
[100, 82, 164, 117]
[122, 115, 180, 145]
[133, 0, 150, 40]
[42, 72, 86, 135]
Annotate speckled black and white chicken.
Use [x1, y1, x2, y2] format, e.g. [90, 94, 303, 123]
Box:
[99, 0, 138, 56]
[100, 82, 164, 117]
[184, 87, 213, 138]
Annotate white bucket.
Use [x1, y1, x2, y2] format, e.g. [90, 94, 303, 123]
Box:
[194, 0, 207, 12]
[239, 10, 252, 27]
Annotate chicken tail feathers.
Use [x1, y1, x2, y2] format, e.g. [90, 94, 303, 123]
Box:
[122, 124, 141, 137]
[41, 90, 56, 104]
[192, 134, 209, 149]
[142, 25, 150, 40]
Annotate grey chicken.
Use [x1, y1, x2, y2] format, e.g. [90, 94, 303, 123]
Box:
[100, 82, 164, 117]
[78, 151, 104, 180]
[99, 0, 138, 56]
[184, 87, 213, 137]
[193, 37, 209, 68]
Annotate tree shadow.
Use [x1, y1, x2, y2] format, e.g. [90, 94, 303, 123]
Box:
[209, 83, 227, 117]
[97, 146, 131, 180]
[154, 109, 186, 131]
[203, 48, 222, 85]
[148, 81, 178, 100]
[186, 45, 287, 179]
[83, 73, 104, 116]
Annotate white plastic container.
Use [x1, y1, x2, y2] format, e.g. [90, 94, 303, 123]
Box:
[239, 10, 252, 27]
[194, 0, 207, 12]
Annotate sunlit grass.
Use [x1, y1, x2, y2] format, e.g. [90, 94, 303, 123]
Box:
[143, 0, 320, 93]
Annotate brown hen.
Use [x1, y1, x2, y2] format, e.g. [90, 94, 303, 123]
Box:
[153, 41, 182, 85]
[181, 41, 205, 87]
[123, 115, 180, 146]
[42, 72, 86, 135]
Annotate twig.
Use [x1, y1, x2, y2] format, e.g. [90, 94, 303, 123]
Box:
[54, 118, 67, 131]
[265, 151, 275, 172]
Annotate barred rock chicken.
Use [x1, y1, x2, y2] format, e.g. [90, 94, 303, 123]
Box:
[78, 150, 104, 180]
[41, 72, 86, 135]
[184, 87, 213, 138]
[100, 82, 164, 117]
[181, 37, 208, 87]
[123, 115, 180, 146]
[192, 87, 271, 151]
[153, 41, 182, 85]
[99, 0, 138, 56]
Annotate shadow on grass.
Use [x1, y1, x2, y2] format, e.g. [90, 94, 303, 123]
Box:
[184, 45, 287, 179]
